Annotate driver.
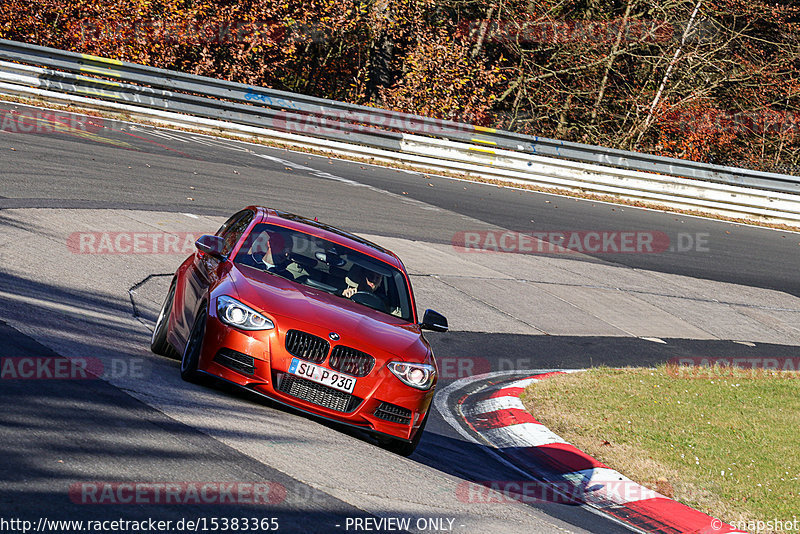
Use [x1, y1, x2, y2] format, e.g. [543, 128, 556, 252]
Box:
[342, 267, 401, 317]
[342, 267, 383, 298]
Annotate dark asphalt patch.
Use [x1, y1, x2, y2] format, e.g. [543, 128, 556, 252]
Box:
[0, 319, 390, 533]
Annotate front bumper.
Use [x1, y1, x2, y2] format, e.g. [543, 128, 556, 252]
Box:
[196, 314, 435, 441]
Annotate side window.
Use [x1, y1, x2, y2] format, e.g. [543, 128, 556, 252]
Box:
[215, 210, 254, 256]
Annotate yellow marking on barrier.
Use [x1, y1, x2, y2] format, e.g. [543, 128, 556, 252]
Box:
[474, 126, 497, 133]
[468, 146, 496, 155]
[471, 137, 498, 146]
[79, 65, 122, 78]
[81, 54, 123, 66]
[76, 75, 121, 88]
[76, 87, 122, 99]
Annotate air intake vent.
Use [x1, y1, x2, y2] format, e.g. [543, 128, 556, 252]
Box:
[285, 330, 329, 364]
[275, 373, 362, 413]
[213, 348, 256, 375]
[329, 345, 375, 377]
[374, 402, 412, 425]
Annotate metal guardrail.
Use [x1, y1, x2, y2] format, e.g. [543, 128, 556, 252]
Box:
[2, 38, 800, 197]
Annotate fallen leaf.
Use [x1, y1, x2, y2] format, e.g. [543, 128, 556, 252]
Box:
[655, 477, 674, 498]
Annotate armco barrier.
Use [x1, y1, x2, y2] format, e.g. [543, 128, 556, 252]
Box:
[2, 38, 800, 225]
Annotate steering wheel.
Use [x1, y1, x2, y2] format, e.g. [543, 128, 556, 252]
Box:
[350, 291, 388, 312]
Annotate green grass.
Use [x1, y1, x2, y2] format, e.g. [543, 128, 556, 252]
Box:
[521, 366, 800, 530]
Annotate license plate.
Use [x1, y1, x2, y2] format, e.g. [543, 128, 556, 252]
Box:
[287, 358, 356, 394]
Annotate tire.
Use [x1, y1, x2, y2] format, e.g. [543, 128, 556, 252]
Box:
[151, 280, 178, 358]
[180, 307, 207, 383]
[379, 409, 429, 457]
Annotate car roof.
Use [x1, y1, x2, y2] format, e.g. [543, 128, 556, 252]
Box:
[248, 206, 404, 270]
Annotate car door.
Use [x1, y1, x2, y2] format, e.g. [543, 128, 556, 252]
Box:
[177, 209, 255, 346]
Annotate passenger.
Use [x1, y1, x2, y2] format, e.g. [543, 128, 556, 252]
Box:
[254, 232, 308, 281]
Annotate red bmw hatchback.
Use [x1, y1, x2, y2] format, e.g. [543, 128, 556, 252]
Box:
[151, 207, 448, 455]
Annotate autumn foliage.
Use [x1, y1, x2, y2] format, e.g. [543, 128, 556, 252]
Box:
[2, 0, 799, 173]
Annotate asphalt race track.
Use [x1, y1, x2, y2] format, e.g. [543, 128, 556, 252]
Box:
[1, 102, 799, 534]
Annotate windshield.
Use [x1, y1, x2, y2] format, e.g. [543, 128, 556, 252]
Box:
[234, 223, 414, 321]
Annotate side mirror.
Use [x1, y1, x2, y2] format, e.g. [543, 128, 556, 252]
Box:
[420, 309, 448, 332]
[195, 235, 226, 259]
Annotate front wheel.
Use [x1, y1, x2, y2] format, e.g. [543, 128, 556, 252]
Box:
[379, 409, 429, 457]
[180, 308, 207, 383]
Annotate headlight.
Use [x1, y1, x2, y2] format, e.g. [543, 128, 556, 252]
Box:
[387, 361, 436, 390]
[216, 296, 274, 331]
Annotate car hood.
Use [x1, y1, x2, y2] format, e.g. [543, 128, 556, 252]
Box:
[228, 265, 428, 360]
